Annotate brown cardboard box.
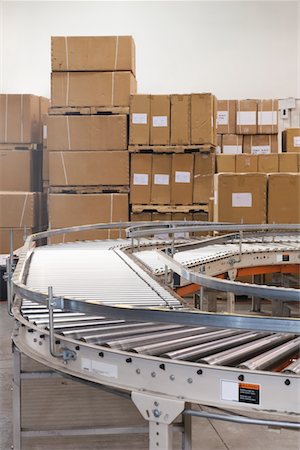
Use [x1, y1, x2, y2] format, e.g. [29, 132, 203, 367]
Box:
[0, 192, 39, 228]
[282, 128, 300, 153]
[216, 100, 236, 134]
[0, 94, 41, 143]
[48, 193, 129, 242]
[171, 154, 194, 204]
[257, 99, 278, 134]
[214, 173, 267, 223]
[191, 93, 217, 146]
[131, 212, 152, 222]
[47, 115, 127, 151]
[279, 153, 300, 172]
[153, 212, 172, 221]
[150, 95, 170, 145]
[216, 135, 222, 154]
[236, 100, 257, 135]
[49, 151, 129, 186]
[193, 211, 209, 236]
[39, 97, 50, 144]
[193, 153, 215, 203]
[51, 72, 137, 108]
[235, 154, 258, 173]
[151, 154, 171, 204]
[243, 135, 278, 154]
[268, 174, 300, 223]
[216, 155, 236, 173]
[130, 154, 152, 204]
[258, 154, 279, 173]
[222, 134, 243, 154]
[170, 95, 190, 145]
[0, 228, 34, 254]
[0, 149, 40, 191]
[52, 36, 135, 74]
[129, 95, 151, 145]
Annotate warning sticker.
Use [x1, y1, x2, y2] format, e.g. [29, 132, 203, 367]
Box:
[239, 383, 260, 405]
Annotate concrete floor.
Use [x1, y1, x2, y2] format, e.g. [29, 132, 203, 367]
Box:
[0, 301, 300, 450]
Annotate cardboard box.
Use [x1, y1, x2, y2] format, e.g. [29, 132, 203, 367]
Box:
[48, 193, 129, 242]
[150, 95, 170, 145]
[0, 228, 33, 254]
[39, 97, 50, 144]
[47, 115, 127, 151]
[279, 153, 300, 172]
[216, 135, 222, 154]
[52, 36, 136, 74]
[49, 151, 129, 186]
[153, 212, 172, 221]
[51, 72, 137, 108]
[216, 100, 236, 134]
[257, 99, 278, 134]
[193, 211, 209, 236]
[222, 134, 243, 154]
[129, 95, 151, 145]
[151, 154, 171, 204]
[268, 174, 300, 223]
[282, 128, 300, 153]
[258, 154, 279, 173]
[193, 153, 215, 203]
[0, 192, 40, 228]
[0, 94, 41, 143]
[131, 212, 152, 222]
[236, 100, 257, 135]
[214, 173, 267, 224]
[0, 149, 42, 191]
[171, 154, 194, 204]
[170, 95, 190, 145]
[191, 93, 217, 146]
[243, 135, 278, 154]
[130, 154, 152, 204]
[235, 154, 258, 173]
[216, 155, 236, 173]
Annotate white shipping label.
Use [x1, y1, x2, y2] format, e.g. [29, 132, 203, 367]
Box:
[232, 193, 252, 208]
[154, 174, 169, 185]
[258, 111, 277, 126]
[43, 125, 47, 139]
[217, 111, 229, 126]
[251, 146, 271, 155]
[216, 145, 221, 154]
[221, 380, 239, 402]
[133, 173, 149, 185]
[223, 145, 242, 155]
[132, 113, 147, 125]
[81, 358, 118, 379]
[153, 116, 168, 127]
[175, 171, 191, 183]
[236, 111, 256, 126]
[294, 136, 300, 147]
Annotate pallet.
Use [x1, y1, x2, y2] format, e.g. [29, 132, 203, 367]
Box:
[49, 185, 129, 194]
[128, 145, 215, 154]
[48, 106, 129, 116]
[131, 204, 208, 213]
[0, 143, 40, 151]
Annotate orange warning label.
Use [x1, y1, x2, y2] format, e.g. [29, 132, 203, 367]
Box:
[239, 383, 260, 404]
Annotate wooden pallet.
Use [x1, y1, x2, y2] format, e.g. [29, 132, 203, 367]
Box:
[131, 204, 208, 213]
[0, 143, 40, 151]
[49, 185, 129, 194]
[128, 144, 215, 154]
[49, 106, 129, 116]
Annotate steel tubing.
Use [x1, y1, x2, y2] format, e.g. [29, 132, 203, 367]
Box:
[282, 358, 300, 374]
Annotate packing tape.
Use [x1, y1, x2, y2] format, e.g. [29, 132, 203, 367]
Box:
[60, 152, 68, 185]
[237, 100, 240, 134]
[19, 193, 29, 228]
[66, 116, 71, 150]
[114, 36, 119, 71]
[66, 72, 70, 106]
[108, 193, 113, 239]
[64, 36, 69, 70]
[20, 94, 24, 143]
[227, 99, 229, 134]
[4, 94, 8, 142]
[259, 100, 262, 134]
[111, 72, 115, 106]
[271, 99, 274, 134]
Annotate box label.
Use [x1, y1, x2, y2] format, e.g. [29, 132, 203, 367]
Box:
[216, 145, 221, 154]
[132, 113, 147, 125]
[175, 171, 191, 183]
[294, 136, 300, 147]
[232, 193, 252, 207]
[221, 380, 260, 405]
[236, 111, 256, 125]
[153, 116, 168, 127]
[217, 111, 229, 126]
[223, 145, 242, 155]
[43, 125, 47, 139]
[154, 174, 169, 185]
[251, 145, 271, 155]
[133, 173, 149, 185]
[81, 358, 118, 379]
[258, 111, 277, 126]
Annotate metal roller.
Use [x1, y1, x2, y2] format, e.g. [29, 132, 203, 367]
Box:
[52, 319, 126, 330]
[238, 337, 300, 371]
[282, 358, 300, 374]
[63, 322, 178, 338]
[198, 333, 290, 366]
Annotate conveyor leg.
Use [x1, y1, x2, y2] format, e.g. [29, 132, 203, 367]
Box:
[251, 275, 261, 312]
[182, 402, 192, 450]
[207, 291, 217, 312]
[12, 345, 21, 450]
[132, 391, 184, 450]
[226, 292, 235, 314]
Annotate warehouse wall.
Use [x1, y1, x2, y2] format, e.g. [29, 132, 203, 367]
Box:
[0, 0, 299, 99]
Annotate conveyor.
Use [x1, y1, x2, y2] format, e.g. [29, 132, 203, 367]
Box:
[8, 221, 300, 450]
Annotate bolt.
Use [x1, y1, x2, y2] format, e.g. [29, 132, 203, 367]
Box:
[159, 363, 165, 371]
[197, 369, 203, 375]
[38, 341, 42, 346]
[153, 409, 161, 418]
[75, 345, 80, 351]
[136, 368, 141, 374]
[98, 352, 104, 358]
[126, 357, 132, 363]
[285, 379, 291, 386]
[187, 378, 193, 384]
[170, 375, 175, 381]
[151, 372, 156, 378]
[238, 374, 244, 382]
[154, 401, 159, 407]
[33, 338, 37, 343]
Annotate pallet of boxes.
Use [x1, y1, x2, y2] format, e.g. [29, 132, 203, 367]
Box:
[47, 36, 137, 242]
[129, 93, 217, 229]
[0, 94, 48, 255]
[214, 99, 299, 225]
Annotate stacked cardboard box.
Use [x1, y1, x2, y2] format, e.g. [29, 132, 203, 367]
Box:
[0, 94, 48, 253]
[282, 128, 300, 153]
[216, 153, 300, 174]
[48, 36, 137, 242]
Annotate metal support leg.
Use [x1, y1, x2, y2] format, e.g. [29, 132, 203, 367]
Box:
[12, 345, 21, 450]
[182, 402, 192, 450]
[207, 291, 217, 312]
[251, 275, 261, 312]
[227, 292, 235, 314]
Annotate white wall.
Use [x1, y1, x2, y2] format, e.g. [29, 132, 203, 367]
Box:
[0, 0, 299, 99]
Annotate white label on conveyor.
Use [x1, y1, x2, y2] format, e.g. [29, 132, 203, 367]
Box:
[81, 358, 118, 379]
[132, 113, 147, 124]
[232, 193, 252, 207]
[221, 380, 239, 401]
